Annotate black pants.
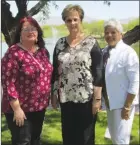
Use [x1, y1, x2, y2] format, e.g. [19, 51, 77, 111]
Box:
[60, 100, 97, 145]
[5, 109, 46, 145]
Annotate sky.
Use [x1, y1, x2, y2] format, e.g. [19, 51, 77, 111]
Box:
[8, 1, 139, 19]
[48, 1, 139, 19]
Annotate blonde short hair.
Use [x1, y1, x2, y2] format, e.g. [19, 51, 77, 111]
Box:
[104, 19, 123, 33]
[61, 4, 84, 21]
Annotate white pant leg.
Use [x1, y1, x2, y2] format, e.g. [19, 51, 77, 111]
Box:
[105, 127, 111, 139]
[107, 106, 135, 145]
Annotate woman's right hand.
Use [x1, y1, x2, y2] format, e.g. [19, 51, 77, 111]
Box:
[51, 95, 58, 110]
[92, 99, 101, 114]
[13, 108, 27, 127]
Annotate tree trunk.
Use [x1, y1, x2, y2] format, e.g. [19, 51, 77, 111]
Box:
[1, 0, 48, 46]
[122, 25, 140, 45]
[1, 0, 16, 46]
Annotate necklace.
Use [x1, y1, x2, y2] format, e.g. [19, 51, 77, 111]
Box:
[66, 33, 86, 48]
[17, 43, 44, 71]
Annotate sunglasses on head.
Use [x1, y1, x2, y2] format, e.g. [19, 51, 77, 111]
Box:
[65, 18, 79, 23]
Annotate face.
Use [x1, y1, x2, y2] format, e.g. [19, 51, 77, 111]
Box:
[20, 22, 38, 43]
[104, 26, 122, 47]
[65, 10, 82, 34]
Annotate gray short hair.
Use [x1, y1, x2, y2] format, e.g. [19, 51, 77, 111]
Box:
[104, 19, 123, 33]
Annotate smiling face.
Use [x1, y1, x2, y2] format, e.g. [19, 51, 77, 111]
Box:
[20, 21, 38, 43]
[65, 10, 82, 34]
[104, 26, 122, 47]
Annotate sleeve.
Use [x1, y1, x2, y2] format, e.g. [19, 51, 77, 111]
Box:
[125, 49, 139, 95]
[90, 40, 104, 87]
[44, 48, 50, 60]
[1, 46, 20, 100]
[51, 44, 59, 96]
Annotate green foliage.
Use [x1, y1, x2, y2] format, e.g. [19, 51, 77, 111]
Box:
[42, 25, 52, 38]
[1, 110, 139, 145]
[123, 18, 139, 32]
[35, 1, 58, 23]
[97, 39, 139, 55]
[41, 17, 139, 40]
[87, 20, 104, 36]
[97, 38, 107, 48]
[1, 18, 139, 42]
[127, 18, 139, 30]
[54, 24, 69, 37]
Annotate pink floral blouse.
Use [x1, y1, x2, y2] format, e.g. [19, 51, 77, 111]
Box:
[1, 44, 53, 113]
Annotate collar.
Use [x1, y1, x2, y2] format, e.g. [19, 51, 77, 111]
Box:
[108, 39, 123, 50]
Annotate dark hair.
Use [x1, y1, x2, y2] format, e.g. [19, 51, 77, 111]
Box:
[12, 16, 45, 48]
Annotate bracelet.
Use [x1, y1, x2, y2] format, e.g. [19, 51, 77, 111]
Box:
[123, 107, 131, 111]
[94, 99, 101, 102]
[96, 99, 101, 101]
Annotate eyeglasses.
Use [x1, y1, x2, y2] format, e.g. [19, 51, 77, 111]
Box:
[65, 18, 79, 23]
[22, 27, 37, 32]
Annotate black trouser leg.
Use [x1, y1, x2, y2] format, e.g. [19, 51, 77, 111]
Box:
[61, 102, 76, 145]
[5, 109, 45, 145]
[60, 100, 97, 145]
[5, 113, 31, 145]
[76, 100, 97, 145]
[29, 110, 45, 145]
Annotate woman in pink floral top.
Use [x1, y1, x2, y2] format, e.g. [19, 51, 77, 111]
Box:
[1, 16, 53, 145]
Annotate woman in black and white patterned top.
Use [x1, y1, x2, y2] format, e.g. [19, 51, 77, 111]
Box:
[51, 4, 103, 145]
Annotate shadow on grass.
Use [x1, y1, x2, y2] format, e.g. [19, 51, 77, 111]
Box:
[1, 110, 62, 145]
[1, 123, 8, 132]
[44, 110, 61, 130]
[1, 114, 9, 132]
[1, 110, 139, 145]
[1, 110, 61, 131]
[1, 140, 62, 145]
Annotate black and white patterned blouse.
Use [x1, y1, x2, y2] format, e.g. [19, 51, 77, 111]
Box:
[52, 35, 103, 103]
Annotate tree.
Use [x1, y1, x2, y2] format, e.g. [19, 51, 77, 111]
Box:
[123, 25, 140, 45]
[1, 0, 140, 46]
[1, 0, 58, 46]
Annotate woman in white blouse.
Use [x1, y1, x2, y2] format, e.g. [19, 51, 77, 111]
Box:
[102, 19, 139, 144]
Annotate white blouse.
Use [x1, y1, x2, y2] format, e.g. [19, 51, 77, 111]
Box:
[104, 40, 139, 110]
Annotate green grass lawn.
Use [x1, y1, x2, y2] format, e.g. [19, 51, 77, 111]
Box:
[1, 110, 139, 145]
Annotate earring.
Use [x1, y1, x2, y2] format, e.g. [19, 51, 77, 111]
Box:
[36, 38, 38, 43]
[20, 36, 22, 43]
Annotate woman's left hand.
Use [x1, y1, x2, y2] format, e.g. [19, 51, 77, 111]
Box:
[121, 108, 130, 120]
[92, 99, 101, 114]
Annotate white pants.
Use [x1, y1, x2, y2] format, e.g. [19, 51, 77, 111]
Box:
[107, 106, 135, 144]
[105, 127, 111, 139]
